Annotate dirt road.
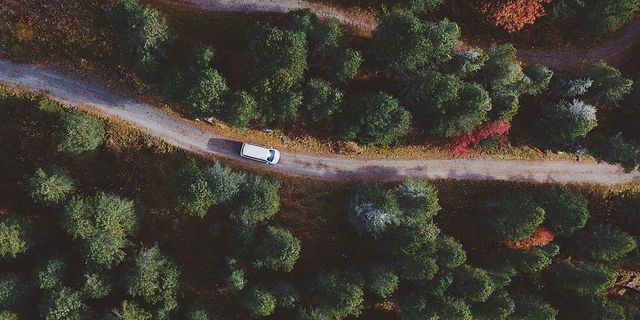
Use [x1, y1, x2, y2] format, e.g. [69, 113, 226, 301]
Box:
[161, 0, 640, 69]
[1, 60, 639, 185]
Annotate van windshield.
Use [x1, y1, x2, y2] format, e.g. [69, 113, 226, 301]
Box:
[267, 150, 275, 162]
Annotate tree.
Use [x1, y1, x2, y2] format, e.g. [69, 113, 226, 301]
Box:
[436, 235, 467, 269]
[171, 161, 214, 217]
[520, 64, 553, 95]
[27, 167, 76, 206]
[580, 296, 626, 320]
[394, 179, 441, 224]
[110, 300, 152, 320]
[491, 90, 520, 122]
[37, 258, 65, 291]
[205, 160, 243, 205]
[111, 0, 171, 77]
[231, 174, 280, 226]
[541, 186, 589, 236]
[348, 183, 400, 239]
[473, 290, 516, 320]
[62, 192, 138, 268]
[447, 49, 488, 78]
[451, 265, 495, 303]
[252, 226, 301, 272]
[309, 272, 364, 320]
[473, 0, 552, 33]
[126, 246, 180, 319]
[247, 23, 307, 83]
[80, 272, 111, 299]
[502, 247, 553, 273]
[370, 11, 431, 74]
[241, 286, 276, 318]
[221, 91, 258, 128]
[341, 92, 411, 146]
[303, 78, 343, 122]
[587, 133, 640, 172]
[39, 287, 87, 320]
[366, 266, 399, 298]
[252, 68, 304, 125]
[186, 68, 228, 117]
[57, 111, 105, 156]
[0, 311, 18, 320]
[0, 273, 26, 309]
[511, 294, 558, 320]
[187, 303, 212, 320]
[478, 44, 524, 90]
[308, 19, 344, 59]
[586, 62, 633, 103]
[546, 260, 616, 295]
[226, 268, 246, 293]
[271, 281, 299, 308]
[438, 296, 472, 320]
[394, 247, 439, 281]
[538, 99, 597, 146]
[0, 215, 29, 259]
[486, 193, 546, 241]
[427, 18, 460, 62]
[432, 81, 491, 137]
[328, 48, 362, 83]
[575, 224, 637, 261]
[550, 0, 640, 38]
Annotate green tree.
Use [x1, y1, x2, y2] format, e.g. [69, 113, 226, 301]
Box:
[427, 18, 460, 62]
[486, 193, 546, 241]
[271, 281, 299, 308]
[490, 90, 520, 122]
[547, 260, 616, 295]
[186, 303, 212, 320]
[252, 68, 304, 125]
[186, 68, 228, 117]
[171, 161, 214, 217]
[438, 296, 472, 320]
[221, 91, 258, 128]
[587, 133, 640, 172]
[348, 183, 400, 239]
[539, 99, 597, 146]
[226, 268, 246, 293]
[241, 286, 276, 318]
[253, 226, 301, 272]
[586, 61, 633, 103]
[581, 296, 626, 320]
[309, 272, 364, 320]
[57, 111, 105, 156]
[366, 266, 399, 298]
[80, 272, 111, 299]
[394, 247, 439, 281]
[0, 215, 29, 259]
[303, 78, 343, 122]
[231, 174, 280, 226]
[0, 274, 26, 309]
[511, 294, 558, 320]
[62, 192, 138, 268]
[308, 19, 344, 59]
[110, 300, 152, 320]
[39, 287, 87, 320]
[27, 167, 76, 206]
[36, 258, 65, 291]
[0, 311, 18, 320]
[111, 0, 171, 77]
[205, 160, 243, 205]
[394, 179, 441, 224]
[575, 224, 637, 261]
[341, 92, 411, 146]
[328, 48, 362, 83]
[541, 186, 589, 236]
[447, 49, 488, 78]
[432, 81, 490, 137]
[436, 235, 467, 269]
[126, 246, 180, 319]
[502, 247, 553, 274]
[520, 64, 553, 95]
[473, 290, 516, 320]
[451, 265, 495, 303]
[478, 44, 524, 90]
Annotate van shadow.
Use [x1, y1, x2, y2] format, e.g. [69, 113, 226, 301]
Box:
[206, 138, 243, 158]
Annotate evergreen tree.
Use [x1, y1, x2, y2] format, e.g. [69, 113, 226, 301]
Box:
[0, 215, 30, 259]
[57, 111, 105, 156]
[27, 167, 76, 206]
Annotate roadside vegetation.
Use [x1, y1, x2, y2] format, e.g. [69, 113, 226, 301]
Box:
[1, 85, 640, 319]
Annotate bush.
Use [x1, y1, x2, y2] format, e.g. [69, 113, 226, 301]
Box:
[171, 161, 214, 217]
[575, 224, 637, 261]
[62, 192, 138, 268]
[348, 183, 400, 239]
[0, 311, 18, 320]
[540, 186, 589, 236]
[57, 111, 105, 156]
[0, 215, 30, 259]
[309, 272, 364, 320]
[366, 266, 399, 298]
[231, 174, 280, 226]
[340, 92, 411, 146]
[241, 286, 277, 317]
[303, 78, 343, 122]
[27, 167, 76, 206]
[252, 226, 301, 272]
[486, 193, 546, 241]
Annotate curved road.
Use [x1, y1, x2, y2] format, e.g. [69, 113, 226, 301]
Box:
[162, 0, 640, 69]
[1, 60, 639, 184]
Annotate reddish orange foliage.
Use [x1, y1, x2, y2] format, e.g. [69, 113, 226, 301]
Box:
[474, 0, 552, 33]
[449, 121, 511, 157]
[503, 227, 555, 250]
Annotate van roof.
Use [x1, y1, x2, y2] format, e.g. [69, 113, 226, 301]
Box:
[241, 143, 271, 160]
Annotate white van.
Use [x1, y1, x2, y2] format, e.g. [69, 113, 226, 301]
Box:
[240, 143, 280, 165]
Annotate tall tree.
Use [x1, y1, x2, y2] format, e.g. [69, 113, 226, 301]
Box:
[586, 62, 633, 103]
[348, 183, 400, 239]
[170, 161, 214, 218]
[27, 167, 76, 206]
[0, 215, 30, 259]
[252, 226, 301, 272]
[57, 111, 105, 156]
[485, 193, 546, 241]
[538, 99, 597, 146]
[231, 174, 280, 226]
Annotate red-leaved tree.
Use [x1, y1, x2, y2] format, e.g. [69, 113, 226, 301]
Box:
[473, 0, 552, 33]
[449, 121, 511, 157]
[503, 226, 555, 250]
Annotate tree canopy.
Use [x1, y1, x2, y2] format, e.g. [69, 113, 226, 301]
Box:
[57, 111, 105, 156]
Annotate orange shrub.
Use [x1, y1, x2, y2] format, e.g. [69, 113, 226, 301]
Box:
[502, 226, 555, 250]
[474, 0, 552, 33]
